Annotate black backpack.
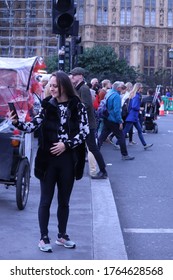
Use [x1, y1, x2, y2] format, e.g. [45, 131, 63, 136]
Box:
[121, 98, 130, 119]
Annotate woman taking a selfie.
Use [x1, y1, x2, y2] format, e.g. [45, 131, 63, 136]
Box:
[10, 71, 89, 253]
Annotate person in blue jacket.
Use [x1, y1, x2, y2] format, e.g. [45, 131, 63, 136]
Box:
[123, 82, 153, 150]
[165, 87, 172, 97]
[98, 81, 134, 160]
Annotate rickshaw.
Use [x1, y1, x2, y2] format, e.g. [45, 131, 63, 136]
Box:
[0, 56, 41, 210]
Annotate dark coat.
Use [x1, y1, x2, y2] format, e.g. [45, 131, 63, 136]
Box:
[34, 95, 86, 181]
[75, 81, 96, 129]
[141, 95, 160, 116]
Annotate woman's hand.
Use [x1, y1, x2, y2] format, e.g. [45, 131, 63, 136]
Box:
[50, 142, 66, 156]
[119, 123, 123, 130]
[9, 111, 18, 124]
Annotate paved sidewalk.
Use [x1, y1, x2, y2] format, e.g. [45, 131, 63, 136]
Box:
[0, 140, 127, 260]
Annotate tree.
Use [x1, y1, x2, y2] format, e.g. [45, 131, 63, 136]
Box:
[140, 68, 172, 92]
[77, 45, 138, 83]
[44, 55, 59, 73]
[44, 44, 139, 83]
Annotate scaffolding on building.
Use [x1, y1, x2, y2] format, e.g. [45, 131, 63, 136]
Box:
[0, 0, 59, 58]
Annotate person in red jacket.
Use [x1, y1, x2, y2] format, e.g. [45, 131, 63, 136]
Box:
[93, 79, 112, 110]
[93, 79, 112, 136]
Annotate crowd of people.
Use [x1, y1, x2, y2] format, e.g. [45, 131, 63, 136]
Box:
[9, 66, 161, 253]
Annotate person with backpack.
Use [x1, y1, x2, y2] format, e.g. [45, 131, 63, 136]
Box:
[94, 79, 112, 136]
[98, 81, 135, 160]
[106, 82, 136, 147]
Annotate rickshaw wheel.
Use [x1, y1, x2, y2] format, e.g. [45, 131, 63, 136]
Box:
[16, 158, 30, 210]
[154, 124, 158, 133]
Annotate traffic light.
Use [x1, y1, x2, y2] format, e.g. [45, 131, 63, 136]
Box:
[65, 41, 71, 59]
[71, 36, 82, 56]
[52, 0, 75, 35]
[77, 45, 83, 55]
[71, 36, 83, 68]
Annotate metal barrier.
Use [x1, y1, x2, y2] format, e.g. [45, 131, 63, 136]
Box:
[161, 96, 173, 112]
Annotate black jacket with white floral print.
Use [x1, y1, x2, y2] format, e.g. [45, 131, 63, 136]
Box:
[15, 95, 89, 180]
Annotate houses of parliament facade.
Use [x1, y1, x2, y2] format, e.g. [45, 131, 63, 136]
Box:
[0, 0, 173, 75]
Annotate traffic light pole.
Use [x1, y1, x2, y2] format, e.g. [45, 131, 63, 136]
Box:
[58, 34, 66, 71]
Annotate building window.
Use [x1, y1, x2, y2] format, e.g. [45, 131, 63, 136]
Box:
[144, 0, 156, 26]
[168, 0, 173, 27]
[120, 0, 131, 25]
[167, 47, 172, 67]
[0, 47, 8, 56]
[119, 45, 130, 64]
[76, 0, 84, 24]
[144, 46, 155, 74]
[97, 0, 108, 25]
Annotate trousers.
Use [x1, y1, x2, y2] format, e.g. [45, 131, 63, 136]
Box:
[38, 151, 75, 238]
[86, 128, 106, 172]
[123, 121, 146, 146]
[98, 119, 128, 156]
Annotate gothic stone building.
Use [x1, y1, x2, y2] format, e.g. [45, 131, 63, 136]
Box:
[0, 0, 173, 75]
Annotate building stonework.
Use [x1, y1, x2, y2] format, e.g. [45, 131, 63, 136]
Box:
[0, 0, 173, 74]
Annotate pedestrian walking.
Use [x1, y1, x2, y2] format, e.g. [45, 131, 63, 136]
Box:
[121, 82, 137, 145]
[70, 67, 108, 179]
[98, 81, 135, 160]
[123, 82, 153, 150]
[93, 79, 112, 136]
[10, 71, 89, 252]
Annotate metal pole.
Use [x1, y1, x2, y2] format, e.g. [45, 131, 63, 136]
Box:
[58, 34, 66, 71]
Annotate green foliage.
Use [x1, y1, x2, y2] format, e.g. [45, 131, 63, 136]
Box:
[44, 56, 59, 73]
[140, 68, 172, 89]
[44, 46, 172, 91]
[77, 45, 138, 83]
[44, 55, 71, 74]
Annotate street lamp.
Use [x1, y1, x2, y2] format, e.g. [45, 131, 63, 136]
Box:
[168, 47, 173, 60]
[168, 45, 173, 88]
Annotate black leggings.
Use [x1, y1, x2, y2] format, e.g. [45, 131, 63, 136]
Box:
[38, 151, 75, 238]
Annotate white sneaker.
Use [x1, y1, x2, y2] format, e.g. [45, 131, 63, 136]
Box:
[38, 236, 52, 252]
[55, 234, 76, 249]
[129, 141, 137, 145]
[144, 144, 153, 150]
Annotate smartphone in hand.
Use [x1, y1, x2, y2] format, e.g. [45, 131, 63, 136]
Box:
[8, 102, 19, 120]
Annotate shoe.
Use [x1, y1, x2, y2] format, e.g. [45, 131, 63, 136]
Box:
[113, 144, 120, 150]
[91, 171, 108, 179]
[107, 135, 120, 149]
[122, 155, 135, 160]
[108, 135, 114, 144]
[144, 143, 153, 150]
[55, 234, 76, 249]
[38, 235, 52, 252]
[129, 141, 137, 145]
[106, 135, 113, 144]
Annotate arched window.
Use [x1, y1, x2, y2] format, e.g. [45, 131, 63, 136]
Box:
[168, 0, 173, 27]
[97, 0, 108, 25]
[144, 46, 155, 75]
[144, 0, 156, 26]
[120, 0, 131, 25]
[76, 0, 84, 24]
[119, 45, 130, 64]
